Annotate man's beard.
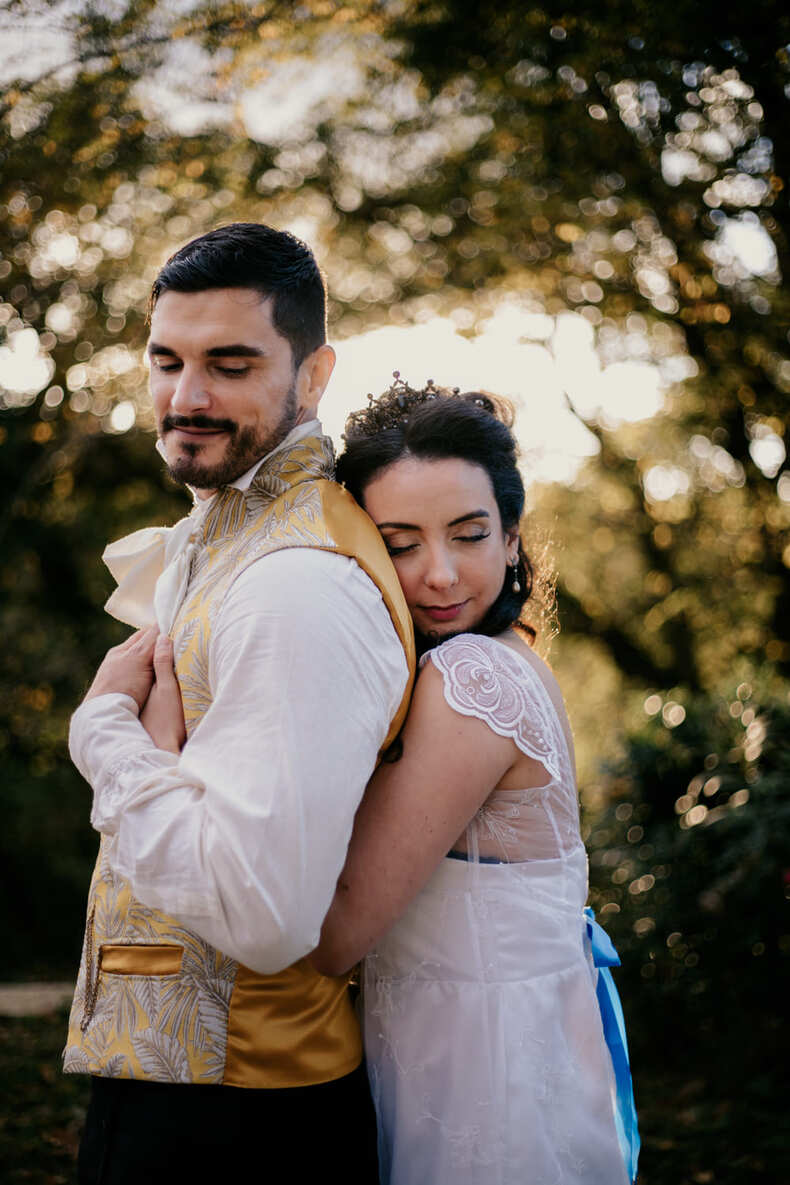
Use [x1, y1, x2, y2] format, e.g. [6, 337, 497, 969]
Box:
[161, 386, 298, 490]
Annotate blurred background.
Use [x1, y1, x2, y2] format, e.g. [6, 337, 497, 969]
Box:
[0, 2, 788, 1181]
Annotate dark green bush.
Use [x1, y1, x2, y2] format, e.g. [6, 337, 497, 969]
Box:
[588, 685, 790, 1049]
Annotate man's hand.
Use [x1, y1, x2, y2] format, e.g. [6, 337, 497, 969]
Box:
[140, 635, 187, 754]
[83, 626, 159, 710]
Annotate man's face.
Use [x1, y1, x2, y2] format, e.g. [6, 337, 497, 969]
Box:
[148, 288, 302, 495]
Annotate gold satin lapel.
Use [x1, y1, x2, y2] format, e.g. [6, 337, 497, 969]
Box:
[100, 944, 184, 975]
[317, 480, 416, 754]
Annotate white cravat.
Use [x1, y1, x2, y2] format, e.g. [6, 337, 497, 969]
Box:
[103, 420, 322, 634]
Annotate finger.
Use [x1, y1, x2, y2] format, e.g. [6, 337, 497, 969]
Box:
[153, 635, 177, 683]
[106, 629, 144, 656]
[129, 625, 160, 654]
[115, 626, 155, 653]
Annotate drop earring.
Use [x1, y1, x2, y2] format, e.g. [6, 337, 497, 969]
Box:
[511, 561, 521, 593]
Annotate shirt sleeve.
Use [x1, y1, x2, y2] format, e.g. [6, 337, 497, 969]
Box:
[68, 548, 409, 975]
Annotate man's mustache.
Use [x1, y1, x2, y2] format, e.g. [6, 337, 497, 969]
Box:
[162, 414, 238, 434]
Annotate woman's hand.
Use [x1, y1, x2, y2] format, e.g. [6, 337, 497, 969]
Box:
[140, 634, 186, 755]
[83, 626, 158, 709]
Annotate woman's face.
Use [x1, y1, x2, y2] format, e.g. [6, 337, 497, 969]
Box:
[363, 456, 519, 640]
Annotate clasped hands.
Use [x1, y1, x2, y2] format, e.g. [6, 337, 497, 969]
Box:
[84, 626, 186, 755]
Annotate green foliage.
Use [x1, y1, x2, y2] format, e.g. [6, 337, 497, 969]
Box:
[0, 425, 188, 976]
[0, 1007, 89, 1182]
[585, 683, 790, 1179]
[2, 0, 789, 701]
[0, 8, 788, 1173]
[587, 680, 790, 1061]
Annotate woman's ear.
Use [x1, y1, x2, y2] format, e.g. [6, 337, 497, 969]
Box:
[505, 528, 520, 566]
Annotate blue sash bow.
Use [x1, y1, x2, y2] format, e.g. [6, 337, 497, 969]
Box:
[584, 908, 640, 1182]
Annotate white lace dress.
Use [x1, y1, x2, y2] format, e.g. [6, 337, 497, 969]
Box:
[363, 634, 630, 1185]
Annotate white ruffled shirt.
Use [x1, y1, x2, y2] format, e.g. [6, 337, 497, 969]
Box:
[103, 420, 322, 634]
[69, 423, 409, 974]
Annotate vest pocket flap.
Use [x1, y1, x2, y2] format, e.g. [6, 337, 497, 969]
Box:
[99, 944, 184, 976]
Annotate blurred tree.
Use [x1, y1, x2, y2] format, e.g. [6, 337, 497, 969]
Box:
[378, 0, 790, 693]
[587, 679, 789, 1031]
[585, 678, 790, 1182]
[1, 0, 788, 976]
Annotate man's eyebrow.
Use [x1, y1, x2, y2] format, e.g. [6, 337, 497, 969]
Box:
[205, 345, 265, 358]
[146, 343, 265, 358]
[376, 510, 490, 530]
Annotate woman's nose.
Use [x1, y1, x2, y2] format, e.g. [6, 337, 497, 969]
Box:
[424, 547, 459, 590]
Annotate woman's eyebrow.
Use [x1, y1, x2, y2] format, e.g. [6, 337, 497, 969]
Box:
[376, 510, 489, 530]
[447, 510, 490, 526]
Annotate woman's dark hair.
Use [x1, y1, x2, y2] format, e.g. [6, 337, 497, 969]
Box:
[148, 222, 326, 369]
[337, 376, 537, 650]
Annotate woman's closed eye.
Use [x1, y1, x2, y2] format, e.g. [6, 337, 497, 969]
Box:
[385, 531, 490, 556]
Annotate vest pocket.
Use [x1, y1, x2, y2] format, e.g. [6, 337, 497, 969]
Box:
[100, 944, 184, 976]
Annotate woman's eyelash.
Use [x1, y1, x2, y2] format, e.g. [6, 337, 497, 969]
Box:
[386, 532, 489, 556]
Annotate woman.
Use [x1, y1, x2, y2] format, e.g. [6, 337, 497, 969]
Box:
[311, 377, 638, 1185]
[142, 377, 638, 1184]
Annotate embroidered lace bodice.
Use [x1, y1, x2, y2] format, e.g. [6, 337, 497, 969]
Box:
[422, 633, 582, 864]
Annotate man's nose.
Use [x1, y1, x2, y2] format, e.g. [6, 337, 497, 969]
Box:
[170, 365, 210, 414]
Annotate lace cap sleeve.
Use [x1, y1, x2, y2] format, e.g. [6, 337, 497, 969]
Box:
[422, 634, 570, 785]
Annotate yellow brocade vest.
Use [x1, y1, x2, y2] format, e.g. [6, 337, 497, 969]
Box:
[63, 432, 415, 1088]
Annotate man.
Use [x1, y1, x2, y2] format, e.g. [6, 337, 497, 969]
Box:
[64, 223, 415, 1182]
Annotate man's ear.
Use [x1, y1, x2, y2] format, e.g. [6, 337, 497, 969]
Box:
[295, 344, 336, 420]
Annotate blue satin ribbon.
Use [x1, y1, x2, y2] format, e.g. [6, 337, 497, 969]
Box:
[584, 907, 640, 1183]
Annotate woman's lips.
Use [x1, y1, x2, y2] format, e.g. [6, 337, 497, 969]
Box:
[419, 601, 468, 622]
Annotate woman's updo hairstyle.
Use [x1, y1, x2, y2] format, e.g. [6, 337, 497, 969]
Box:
[337, 374, 536, 644]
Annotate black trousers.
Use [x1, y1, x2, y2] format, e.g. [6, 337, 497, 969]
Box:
[78, 1062, 379, 1184]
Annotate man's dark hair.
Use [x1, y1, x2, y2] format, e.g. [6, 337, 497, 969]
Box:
[149, 223, 327, 369]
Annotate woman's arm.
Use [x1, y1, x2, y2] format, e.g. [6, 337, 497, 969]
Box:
[311, 660, 520, 976]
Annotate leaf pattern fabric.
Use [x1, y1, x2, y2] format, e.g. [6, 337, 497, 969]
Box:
[63, 836, 236, 1084]
[65, 432, 339, 1085]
